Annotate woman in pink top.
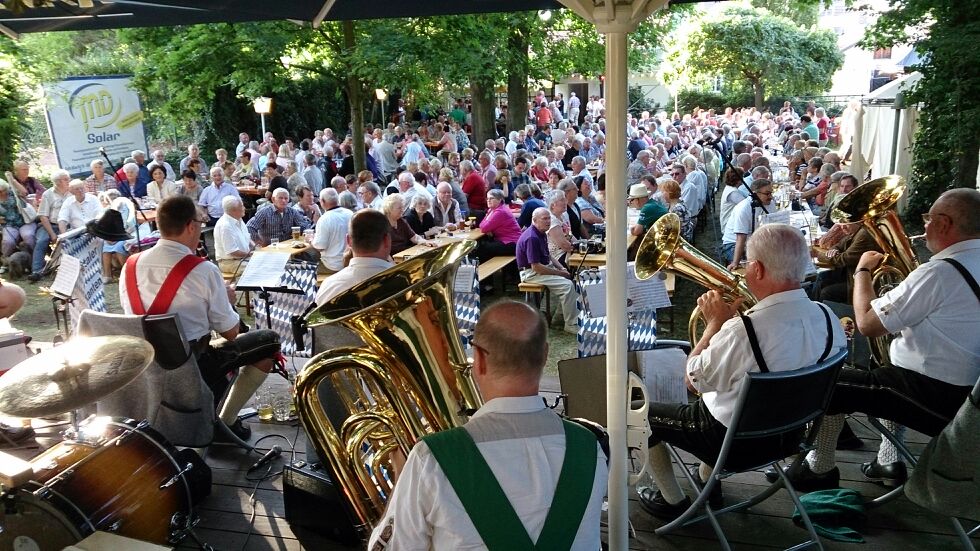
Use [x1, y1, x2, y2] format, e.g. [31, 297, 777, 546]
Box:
[477, 188, 522, 263]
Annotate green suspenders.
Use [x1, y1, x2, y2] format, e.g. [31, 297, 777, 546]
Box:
[423, 420, 598, 551]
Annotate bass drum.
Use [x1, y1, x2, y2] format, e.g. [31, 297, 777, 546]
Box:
[0, 418, 194, 550]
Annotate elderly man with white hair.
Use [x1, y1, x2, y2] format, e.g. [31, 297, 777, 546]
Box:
[214, 195, 253, 276]
[57, 179, 102, 232]
[394, 171, 432, 207]
[198, 166, 241, 225]
[85, 159, 118, 194]
[28, 169, 70, 280]
[179, 143, 207, 174]
[312, 187, 353, 275]
[516, 206, 580, 335]
[246, 187, 312, 247]
[638, 223, 846, 519]
[569, 156, 593, 187]
[147, 149, 176, 181]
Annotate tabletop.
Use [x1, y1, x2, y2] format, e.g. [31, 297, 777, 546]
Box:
[257, 238, 313, 257]
[392, 228, 483, 263]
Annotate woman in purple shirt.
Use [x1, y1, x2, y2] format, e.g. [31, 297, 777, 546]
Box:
[477, 188, 521, 263]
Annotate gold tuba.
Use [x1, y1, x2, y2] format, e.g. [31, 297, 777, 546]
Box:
[831, 175, 918, 365]
[294, 241, 482, 540]
[635, 213, 757, 346]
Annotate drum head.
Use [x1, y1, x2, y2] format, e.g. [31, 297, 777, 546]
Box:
[0, 491, 81, 551]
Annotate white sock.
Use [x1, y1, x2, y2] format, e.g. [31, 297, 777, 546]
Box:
[649, 444, 686, 504]
[806, 414, 844, 474]
[876, 420, 905, 465]
[698, 462, 713, 484]
[219, 365, 269, 425]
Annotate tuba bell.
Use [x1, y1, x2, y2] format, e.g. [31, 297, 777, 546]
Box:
[294, 241, 481, 542]
[831, 175, 918, 365]
[635, 213, 757, 346]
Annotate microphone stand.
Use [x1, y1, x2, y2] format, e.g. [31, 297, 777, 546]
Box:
[100, 148, 147, 252]
[704, 138, 768, 234]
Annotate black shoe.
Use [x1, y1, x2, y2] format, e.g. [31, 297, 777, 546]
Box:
[0, 424, 35, 447]
[214, 419, 251, 443]
[861, 459, 907, 488]
[836, 420, 863, 451]
[689, 467, 723, 509]
[637, 486, 692, 520]
[27, 272, 43, 283]
[763, 462, 840, 493]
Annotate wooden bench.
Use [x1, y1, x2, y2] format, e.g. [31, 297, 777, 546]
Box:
[518, 281, 553, 324]
[477, 256, 515, 282]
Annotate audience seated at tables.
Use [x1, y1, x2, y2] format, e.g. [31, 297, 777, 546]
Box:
[312, 188, 353, 276]
[213, 195, 253, 277]
[57, 179, 101, 232]
[516, 183, 546, 229]
[383, 193, 434, 255]
[516, 207, 580, 335]
[476, 189, 521, 264]
[404, 193, 438, 239]
[293, 185, 322, 225]
[245, 188, 312, 247]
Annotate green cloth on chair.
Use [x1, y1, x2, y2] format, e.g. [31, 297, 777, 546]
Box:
[792, 488, 867, 543]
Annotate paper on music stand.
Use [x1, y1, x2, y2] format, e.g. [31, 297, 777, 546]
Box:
[51, 254, 81, 298]
[761, 209, 791, 226]
[454, 264, 476, 294]
[637, 347, 688, 404]
[236, 251, 291, 288]
[586, 262, 670, 317]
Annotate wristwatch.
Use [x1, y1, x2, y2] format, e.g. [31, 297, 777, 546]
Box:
[855, 267, 872, 275]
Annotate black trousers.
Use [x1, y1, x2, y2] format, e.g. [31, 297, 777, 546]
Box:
[827, 366, 973, 437]
[195, 328, 281, 407]
[647, 399, 803, 472]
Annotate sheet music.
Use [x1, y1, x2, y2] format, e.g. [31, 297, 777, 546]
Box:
[761, 209, 791, 226]
[586, 262, 670, 317]
[454, 264, 476, 294]
[637, 347, 688, 404]
[236, 251, 291, 288]
[584, 280, 607, 317]
[51, 254, 80, 298]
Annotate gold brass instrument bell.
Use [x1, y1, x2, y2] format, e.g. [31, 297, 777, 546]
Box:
[294, 240, 481, 539]
[831, 175, 918, 365]
[635, 213, 757, 345]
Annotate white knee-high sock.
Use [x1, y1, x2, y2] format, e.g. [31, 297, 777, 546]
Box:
[877, 420, 905, 464]
[806, 414, 844, 474]
[219, 365, 269, 425]
[699, 462, 713, 484]
[649, 444, 686, 504]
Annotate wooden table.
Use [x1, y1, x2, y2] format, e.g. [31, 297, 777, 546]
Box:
[392, 228, 483, 263]
[137, 209, 156, 223]
[567, 234, 638, 268]
[257, 238, 313, 257]
[236, 185, 267, 197]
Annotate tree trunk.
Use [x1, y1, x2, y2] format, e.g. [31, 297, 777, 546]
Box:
[752, 80, 765, 111]
[470, 78, 496, 148]
[506, 21, 530, 136]
[343, 20, 365, 174]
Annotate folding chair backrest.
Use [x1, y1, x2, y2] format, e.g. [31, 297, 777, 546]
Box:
[732, 348, 847, 439]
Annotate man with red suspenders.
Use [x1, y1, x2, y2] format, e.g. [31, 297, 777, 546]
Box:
[119, 195, 281, 441]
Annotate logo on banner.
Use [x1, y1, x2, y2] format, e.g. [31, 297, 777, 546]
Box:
[69, 83, 121, 132]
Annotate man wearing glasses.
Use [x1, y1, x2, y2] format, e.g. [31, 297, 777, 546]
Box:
[120, 196, 281, 443]
[778, 189, 980, 491]
[720, 179, 773, 270]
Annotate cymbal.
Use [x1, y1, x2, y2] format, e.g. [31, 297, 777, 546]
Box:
[0, 336, 155, 418]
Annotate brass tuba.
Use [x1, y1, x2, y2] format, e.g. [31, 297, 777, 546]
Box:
[831, 175, 918, 365]
[294, 241, 481, 541]
[635, 213, 757, 346]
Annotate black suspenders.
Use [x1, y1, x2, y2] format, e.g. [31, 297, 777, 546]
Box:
[740, 303, 835, 373]
[942, 258, 980, 302]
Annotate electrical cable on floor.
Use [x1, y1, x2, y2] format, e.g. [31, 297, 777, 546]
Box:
[239, 430, 298, 551]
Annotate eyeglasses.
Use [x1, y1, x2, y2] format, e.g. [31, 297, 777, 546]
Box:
[922, 212, 950, 224]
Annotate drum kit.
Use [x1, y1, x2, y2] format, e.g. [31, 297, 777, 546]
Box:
[0, 336, 200, 549]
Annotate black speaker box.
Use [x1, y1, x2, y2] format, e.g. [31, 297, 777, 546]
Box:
[282, 460, 363, 546]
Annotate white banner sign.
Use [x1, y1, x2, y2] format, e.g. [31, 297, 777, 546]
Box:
[44, 76, 148, 177]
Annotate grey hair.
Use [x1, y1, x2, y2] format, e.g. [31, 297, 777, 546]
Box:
[750, 178, 772, 193]
[89, 159, 104, 170]
[486, 188, 505, 202]
[51, 169, 71, 182]
[544, 189, 565, 208]
[361, 181, 381, 197]
[131, 149, 146, 157]
[122, 163, 139, 175]
[338, 190, 357, 210]
[330, 176, 347, 189]
[319, 187, 339, 205]
[272, 187, 290, 198]
[747, 223, 809, 284]
[397, 172, 414, 186]
[222, 195, 243, 213]
[571, 155, 586, 167]
[514, 183, 532, 200]
[459, 160, 474, 173]
[750, 166, 771, 180]
[381, 193, 405, 215]
[557, 179, 578, 193]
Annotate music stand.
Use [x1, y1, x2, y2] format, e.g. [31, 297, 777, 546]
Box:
[234, 251, 306, 330]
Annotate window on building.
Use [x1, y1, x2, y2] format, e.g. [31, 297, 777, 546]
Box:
[873, 47, 893, 59]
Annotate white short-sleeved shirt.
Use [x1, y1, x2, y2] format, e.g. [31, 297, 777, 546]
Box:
[722, 195, 768, 245]
[871, 239, 980, 386]
[213, 214, 251, 261]
[57, 193, 102, 230]
[719, 185, 749, 232]
[688, 289, 846, 427]
[680, 177, 699, 216]
[38, 187, 68, 220]
[368, 396, 608, 551]
[119, 239, 239, 342]
[197, 181, 240, 220]
[312, 207, 353, 272]
[315, 256, 393, 306]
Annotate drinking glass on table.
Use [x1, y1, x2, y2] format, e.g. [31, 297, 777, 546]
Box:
[270, 237, 280, 248]
[291, 226, 301, 240]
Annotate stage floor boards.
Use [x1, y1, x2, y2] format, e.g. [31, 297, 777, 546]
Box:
[8, 374, 975, 550]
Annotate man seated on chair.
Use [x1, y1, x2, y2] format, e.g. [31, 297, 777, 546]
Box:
[516, 207, 580, 335]
[120, 195, 281, 442]
[213, 195, 253, 278]
[639, 223, 846, 518]
[315, 209, 392, 306]
[783, 189, 980, 491]
[368, 300, 608, 549]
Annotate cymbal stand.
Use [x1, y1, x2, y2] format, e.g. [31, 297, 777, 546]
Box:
[51, 294, 74, 344]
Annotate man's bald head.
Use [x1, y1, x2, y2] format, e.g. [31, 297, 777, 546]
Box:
[473, 300, 548, 380]
[0, 283, 26, 319]
[935, 188, 980, 238]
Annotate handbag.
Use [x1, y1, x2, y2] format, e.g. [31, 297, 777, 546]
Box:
[16, 196, 37, 224]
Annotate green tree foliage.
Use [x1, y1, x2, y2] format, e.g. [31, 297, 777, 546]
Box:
[751, 0, 821, 27]
[0, 38, 30, 170]
[686, 7, 843, 109]
[860, 0, 980, 217]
